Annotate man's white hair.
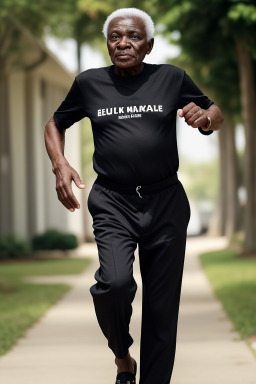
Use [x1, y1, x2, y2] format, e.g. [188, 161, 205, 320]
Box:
[102, 8, 155, 41]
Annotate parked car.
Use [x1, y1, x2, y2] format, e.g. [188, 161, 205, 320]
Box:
[187, 199, 214, 236]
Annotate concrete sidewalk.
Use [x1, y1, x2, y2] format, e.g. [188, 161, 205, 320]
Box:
[0, 236, 256, 383]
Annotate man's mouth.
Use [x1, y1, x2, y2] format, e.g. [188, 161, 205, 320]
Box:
[116, 53, 133, 58]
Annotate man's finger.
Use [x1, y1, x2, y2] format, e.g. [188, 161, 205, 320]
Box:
[63, 184, 80, 209]
[191, 115, 207, 128]
[178, 109, 184, 117]
[183, 106, 200, 121]
[58, 182, 77, 210]
[182, 102, 196, 115]
[186, 109, 204, 126]
[73, 172, 85, 189]
[57, 188, 74, 212]
[61, 195, 75, 212]
[62, 186, 78, 211]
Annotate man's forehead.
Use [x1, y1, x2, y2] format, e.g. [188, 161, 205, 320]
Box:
[108, 16, 146, 32]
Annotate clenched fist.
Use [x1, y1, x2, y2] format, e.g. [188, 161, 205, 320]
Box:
[178, 102, 209, 129]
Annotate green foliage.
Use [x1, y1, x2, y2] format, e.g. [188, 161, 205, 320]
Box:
[0, 229, 80, 260]
[31, 229, 78, 251]
[199, 248, 256, 339]
[0, 234, 32, 259]
[0, 0, 113, 71]
[0, 258, 91, 279]
[78, 0, 113, 16]
[228, 3, 256, 24]
[153, 0, 256, 122]
[0, 0, 70, 37]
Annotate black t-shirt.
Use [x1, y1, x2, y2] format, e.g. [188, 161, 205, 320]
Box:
[54, 62, 214, 185]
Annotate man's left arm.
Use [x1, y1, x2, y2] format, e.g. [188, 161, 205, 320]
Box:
[178, 102, 224, 132]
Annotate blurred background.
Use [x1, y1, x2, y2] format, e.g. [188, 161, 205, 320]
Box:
[1, 1, 256, 375]
[0, 0, 255, 254]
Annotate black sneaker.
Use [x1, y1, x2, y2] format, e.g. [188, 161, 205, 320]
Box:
[115, 360, 137, 384]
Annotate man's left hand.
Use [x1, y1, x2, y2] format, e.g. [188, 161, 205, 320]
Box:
[178, 102, 208, 129]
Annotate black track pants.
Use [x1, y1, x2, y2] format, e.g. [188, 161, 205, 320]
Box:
[87, 173, 191, 384]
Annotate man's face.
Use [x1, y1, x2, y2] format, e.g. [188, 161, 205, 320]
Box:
[107, 16, 154, 69]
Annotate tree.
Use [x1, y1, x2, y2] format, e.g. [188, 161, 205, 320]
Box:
[154, 0, 256, 253]
[230, 4, 256, 255]
[168, 48, 242, 240]
[47, 0, 114, 73]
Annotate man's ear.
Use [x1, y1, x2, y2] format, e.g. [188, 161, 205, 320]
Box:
[147, 38, 154, 54]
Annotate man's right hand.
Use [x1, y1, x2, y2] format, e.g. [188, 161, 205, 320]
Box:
[52, 159, 85, 212]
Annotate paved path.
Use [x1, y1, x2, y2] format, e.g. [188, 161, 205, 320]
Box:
[0, 236, 256, 384]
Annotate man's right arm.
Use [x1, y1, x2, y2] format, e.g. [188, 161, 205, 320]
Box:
[44, 116, 85, 212]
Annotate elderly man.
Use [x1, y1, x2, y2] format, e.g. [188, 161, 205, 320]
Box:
[45, 7, 223, 384]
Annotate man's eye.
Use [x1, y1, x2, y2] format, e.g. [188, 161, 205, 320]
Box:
[111, 35, 119, 39]
[132, 35, 139, 39]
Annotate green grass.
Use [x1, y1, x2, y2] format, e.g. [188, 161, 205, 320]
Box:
[0, 258, 92, 356]
[0, 258, 91, 277]
[199, 249, 256, 340]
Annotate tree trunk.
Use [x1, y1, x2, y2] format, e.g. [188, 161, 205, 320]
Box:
[225, 115, 240, 239]
[76, 39, 82, 74]
[235, 37, 256, 254]
[0, 58, 13, 235]
[208, 123, 228, 236]
[208, 115, 240, 239]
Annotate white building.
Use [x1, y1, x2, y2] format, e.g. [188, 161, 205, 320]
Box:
[0, 18, 86, 243]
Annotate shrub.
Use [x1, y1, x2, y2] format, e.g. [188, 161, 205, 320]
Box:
[31, 229, 78, 251]
[0, 234, 32, 259]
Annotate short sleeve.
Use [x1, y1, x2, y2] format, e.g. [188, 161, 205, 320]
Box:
[53, 78, 88, 130]
[178, 71, 214, 135]
[179, 71, 214, 110]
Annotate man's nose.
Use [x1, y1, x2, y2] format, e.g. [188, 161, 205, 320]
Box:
[118, 36, 130, 48]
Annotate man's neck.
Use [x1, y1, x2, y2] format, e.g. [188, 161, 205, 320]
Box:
[114, 63, 144, 77]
